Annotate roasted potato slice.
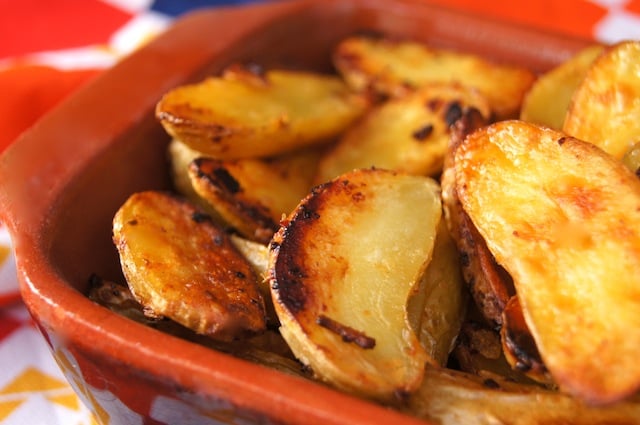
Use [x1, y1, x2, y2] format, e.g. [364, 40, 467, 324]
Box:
[156, 65, 369, 159]
[455, 120, 640, 404]
[406, 364, 640, 425]
[269, 168, 442, 402]
[520, 44, 603, 129]
[188, 148, 318, 243]
[333, 35, 535, 119]
[407, 220, 467, 366]
[313, 83, 491, 184]
[563, 40, 640, 159]
[113, 190, 266, 341]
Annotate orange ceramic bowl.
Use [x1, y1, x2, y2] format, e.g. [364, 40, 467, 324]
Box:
[0, 1, 592, 424]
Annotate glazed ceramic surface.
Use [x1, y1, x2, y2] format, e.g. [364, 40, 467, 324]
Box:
[0, 0, 593, 424]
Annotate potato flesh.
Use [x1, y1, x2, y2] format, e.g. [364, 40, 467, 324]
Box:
[113, 190, 266, 341]
[455, 120, 640, 404]
[407, 220, 467, 366]
[156, 67, 368, 159]
[563, 41, 640, 159]
[520, 45, 603, 129]
[313, 83, 491, 184]
[333, 36, 535, 119]
[269, 169, 442, 401]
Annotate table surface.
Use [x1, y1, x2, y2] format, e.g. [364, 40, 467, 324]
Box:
[1, 1, 639, 424]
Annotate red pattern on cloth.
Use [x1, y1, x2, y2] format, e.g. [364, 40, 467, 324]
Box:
[0, 312, 22, 341]
[0, 0, 133, 60]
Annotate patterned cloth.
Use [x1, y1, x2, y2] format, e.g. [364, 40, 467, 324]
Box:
[0, 1, 638, 423]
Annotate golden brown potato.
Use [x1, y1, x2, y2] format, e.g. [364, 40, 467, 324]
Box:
[455, 120, 640, 404]
[313, 83, 492, 184]
[333, 35, 535, 119]
[188, 148, 319, 243]
[520, 44, 603, 129]
[269, 168, 443, 402]
[188, 158, 280, 243]
[156, 65, 369, 159]
[113, 190, 267, 341]
[406, 364, 640, 425]
[563, 41, 640, 159]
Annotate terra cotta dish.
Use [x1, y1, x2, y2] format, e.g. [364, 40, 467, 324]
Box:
[0, 1, 593, 424]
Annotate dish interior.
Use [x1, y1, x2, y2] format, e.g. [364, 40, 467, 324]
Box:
[45, 0, 591, 294]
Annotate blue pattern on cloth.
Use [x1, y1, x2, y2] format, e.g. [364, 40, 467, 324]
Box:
[150, 0, 264, 17]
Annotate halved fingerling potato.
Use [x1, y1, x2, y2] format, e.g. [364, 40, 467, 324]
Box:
[188, 149, 318, 244]
[113, 190, 267, 341]
[520, 44, 603, 129]
[156, 65, 369, 159]
[269, 168, 442, 402]
[563, 41, 640, 159]
[313, 83, 492, 184]
[455, 120, 640, 404]
[333, 35, 535, 119]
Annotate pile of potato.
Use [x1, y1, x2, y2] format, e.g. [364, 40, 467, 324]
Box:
[96, 34, 640, 424]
